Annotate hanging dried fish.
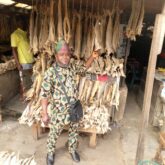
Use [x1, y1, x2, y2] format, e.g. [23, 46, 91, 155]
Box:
[135, 0, 145, 35]
[32, 11, 39, 54]
[63, 0, 71, 43]
[126, 0, 145, 40]
[46, 0, 56, 44]
[69, 12, 77, 50]
[112, 9, 120, 52]
[74, 13, 82, 59]
[94, 16, 104, 52]
[29, 9, 34, 51]
[105, 12, 114, 55]
[57, 0, 63, 40]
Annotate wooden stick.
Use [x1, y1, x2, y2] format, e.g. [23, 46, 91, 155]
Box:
[162, 1, 165, 14]
[135, 13, 165, 164]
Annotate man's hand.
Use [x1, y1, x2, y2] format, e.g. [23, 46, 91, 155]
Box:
[42, 112, 50, 125]
[92, 51, 99, 59]
[17, 64, 23, 71]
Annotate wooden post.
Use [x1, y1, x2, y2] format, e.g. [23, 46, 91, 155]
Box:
[122, 39, 131, 86]
[135, 14, 165, 164]
[162, 1, 165, 14]
[89, 133, 97, 148]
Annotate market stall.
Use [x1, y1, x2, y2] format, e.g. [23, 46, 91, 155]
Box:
[15, 0, 146, 147]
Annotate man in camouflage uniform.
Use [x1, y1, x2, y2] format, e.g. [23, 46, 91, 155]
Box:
[40, 39, 99, 165]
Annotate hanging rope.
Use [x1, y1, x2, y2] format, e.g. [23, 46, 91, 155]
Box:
[89, 0, 94, 26]
[39, 0, 43, 14]
[101, 0, 104, 14]
[72, 0, 74, 12]
[85, 0, 89, 17]
[97, 0, 99, 15]
[31, 0, 34, 12]
[79, 0, 83, 14]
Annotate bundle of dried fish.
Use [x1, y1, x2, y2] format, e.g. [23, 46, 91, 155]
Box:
[80, 104, 111, 134]
[94, 16, 104, 53]
[0, 59, 16, 75]
[81, 16, 89, 59]
[19, 57, 43, 126]
[44, 0, 56, 56]
[87, 55, 125, 77]
[32, 10, 39, 54]
[126, 0, 145, 40]
[85, 16, 95, 60]
[74, 13, 82, 59]
[63, 0, 71, 43]
[69, 12, 77, 50]
[19, 102, 42, 127]
[29, 9, 35, 51]
[57, 0, 63, 40]
[0, 151, 36, 165]
[39, 7, 49, 51]
[112, 9, 121, 52]
[105, 11, 114, 55]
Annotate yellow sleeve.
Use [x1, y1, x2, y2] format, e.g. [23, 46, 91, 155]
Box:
[11, 33, 18, 47]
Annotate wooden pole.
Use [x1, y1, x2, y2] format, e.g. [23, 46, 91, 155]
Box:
[162, 1, 165, 14]
[135, 14, 165, 164]
[122, 39, 131, 86]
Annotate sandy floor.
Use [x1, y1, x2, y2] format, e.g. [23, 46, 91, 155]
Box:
[0, 92, 160, 165]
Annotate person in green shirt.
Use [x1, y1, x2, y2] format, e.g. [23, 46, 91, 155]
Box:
[41, 39, 99, 165]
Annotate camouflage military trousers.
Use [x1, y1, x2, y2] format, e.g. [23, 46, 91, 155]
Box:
[47, 112, 79, 154]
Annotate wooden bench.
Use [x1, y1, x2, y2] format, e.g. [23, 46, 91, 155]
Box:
[32, 123, 103, 148]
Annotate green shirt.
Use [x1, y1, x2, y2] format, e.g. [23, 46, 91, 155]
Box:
[40, 59, 86, 115]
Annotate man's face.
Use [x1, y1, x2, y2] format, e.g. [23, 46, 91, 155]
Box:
[55, 53, 71, 67]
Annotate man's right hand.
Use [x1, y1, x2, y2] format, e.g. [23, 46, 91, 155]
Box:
[42, 113, 50, 125]
[17, 64, 23, 71]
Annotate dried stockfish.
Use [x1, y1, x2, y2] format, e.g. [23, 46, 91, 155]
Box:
[63, 0, 71, 43]
[57, 0, 63, 40]
[105, 12, 114, 55]
[74, 13, 82, 59]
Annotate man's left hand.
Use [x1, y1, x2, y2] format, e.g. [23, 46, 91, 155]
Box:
[92, 51, 99, 59]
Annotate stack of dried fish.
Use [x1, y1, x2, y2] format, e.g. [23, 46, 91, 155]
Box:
[0, 151, 36, 165]
[0, 59, 17, 75]
[77, 55, 125, 133]
[126, 0, 145, 40]
[87, 55, 125, 77]
[19, 58, 43, 126]
[80, 104, 111, 133]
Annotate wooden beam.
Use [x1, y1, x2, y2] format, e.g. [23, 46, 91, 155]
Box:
[135, 13, 165, 164]
[162, 1, 165, 14]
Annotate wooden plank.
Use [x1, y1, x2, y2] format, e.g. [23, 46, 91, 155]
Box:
[89, 133, 97, 148]
[0, 114, 2, 123]
[135, 13, 165, 164]
[32, 123, 39, 140]
[162, 1, 165, 14]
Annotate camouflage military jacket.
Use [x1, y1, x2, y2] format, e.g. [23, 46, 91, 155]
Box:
[40, 59, 86, 117]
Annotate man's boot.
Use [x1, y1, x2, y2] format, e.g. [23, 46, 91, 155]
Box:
[46, 153, 55, 165]
[70, 151, 80, 162]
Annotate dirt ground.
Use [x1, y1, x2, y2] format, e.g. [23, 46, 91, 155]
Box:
[0, 92, 160, 165]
